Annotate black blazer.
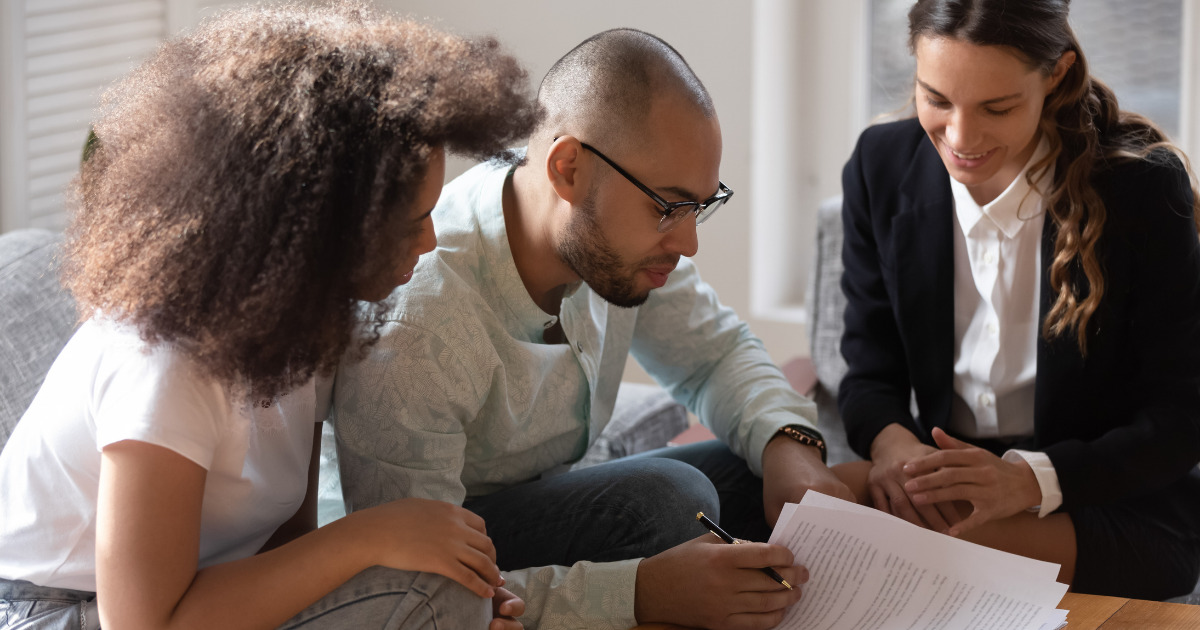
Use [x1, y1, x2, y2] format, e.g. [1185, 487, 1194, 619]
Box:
[838, 118, 1200, 512]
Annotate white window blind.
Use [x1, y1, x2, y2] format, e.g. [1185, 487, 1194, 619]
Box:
[1, 0, 167, 231]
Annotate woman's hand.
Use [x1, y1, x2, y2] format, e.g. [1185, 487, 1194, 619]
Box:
[351, 497, 502, 598]
[867, 424, 963, 532]
[490, 585, 524, 630]
[903, 428, 1042, 536]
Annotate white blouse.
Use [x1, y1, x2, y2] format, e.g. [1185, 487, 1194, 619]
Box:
[948, 138, 1062, 517]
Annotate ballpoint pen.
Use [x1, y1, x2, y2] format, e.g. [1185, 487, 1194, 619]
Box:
[696, 511, 793, 590]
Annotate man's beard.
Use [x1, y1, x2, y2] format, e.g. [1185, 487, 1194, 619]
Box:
[556, 190, 654, 308]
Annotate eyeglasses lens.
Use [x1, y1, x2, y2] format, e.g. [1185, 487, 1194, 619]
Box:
[657, 204, 700, 233]
[695, 197, 727, 225]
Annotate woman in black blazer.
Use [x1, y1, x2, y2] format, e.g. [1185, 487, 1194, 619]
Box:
[836, 0, 1200, 600]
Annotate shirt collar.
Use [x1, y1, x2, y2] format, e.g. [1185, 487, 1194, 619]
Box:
[950, 137, 1053, 239]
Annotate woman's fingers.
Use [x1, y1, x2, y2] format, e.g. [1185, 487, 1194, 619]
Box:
[460, 546, 503, 586]
[464, 527, 498, 564]
[935, 499, 965, 526]
[914, 501, 951, 531]
[869, 483, 891, 514]
[448, 560, 497, 598]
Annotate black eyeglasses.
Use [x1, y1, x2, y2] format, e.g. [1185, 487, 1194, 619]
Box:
[579, 142, 733, 234]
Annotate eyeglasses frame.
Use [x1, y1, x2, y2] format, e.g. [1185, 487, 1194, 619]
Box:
[577, 141, 733, 233]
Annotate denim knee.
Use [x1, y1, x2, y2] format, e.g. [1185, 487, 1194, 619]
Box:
[281, 568, 488, 629]
[609, 457, 720, 544]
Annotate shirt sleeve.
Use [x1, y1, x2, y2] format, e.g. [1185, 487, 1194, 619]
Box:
[629, 259, 819, 475]
[502, 559, 641, 630]
[92, 336, 228, 470]
[1002, 449, 1063, 517]
[332, 317, 482, 510]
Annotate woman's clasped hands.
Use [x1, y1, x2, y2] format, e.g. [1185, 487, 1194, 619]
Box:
[901, 428, 1043, 537]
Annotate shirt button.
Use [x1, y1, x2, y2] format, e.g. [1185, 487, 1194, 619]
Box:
[978, 392, 994, 407]
[986, 322, 999, 336]
[983, 251, 998, 265]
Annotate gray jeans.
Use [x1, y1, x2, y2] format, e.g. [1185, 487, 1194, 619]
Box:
[1, 568, 488, 629]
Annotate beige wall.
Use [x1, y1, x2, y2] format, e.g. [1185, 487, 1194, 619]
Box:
[381, 0, 810, 384]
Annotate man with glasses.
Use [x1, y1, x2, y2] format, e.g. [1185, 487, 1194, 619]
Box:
[334, 28, 853, 629]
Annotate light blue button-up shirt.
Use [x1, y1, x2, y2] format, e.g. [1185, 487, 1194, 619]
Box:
[333, 157, 818, 629]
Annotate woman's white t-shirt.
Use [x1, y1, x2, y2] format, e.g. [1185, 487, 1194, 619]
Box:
[0, 318, 329, 591]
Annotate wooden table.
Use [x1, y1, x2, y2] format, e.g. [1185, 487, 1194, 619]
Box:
[1062, 592, 1200, 629]
[634, 593, 1200, 629]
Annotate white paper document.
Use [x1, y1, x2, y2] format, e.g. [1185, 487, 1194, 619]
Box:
[768, 493, 1069, 630]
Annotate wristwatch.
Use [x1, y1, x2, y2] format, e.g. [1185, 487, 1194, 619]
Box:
[772, 424, 828, 464]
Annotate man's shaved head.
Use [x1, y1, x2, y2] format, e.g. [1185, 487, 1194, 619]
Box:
[533, 28, 714, 153]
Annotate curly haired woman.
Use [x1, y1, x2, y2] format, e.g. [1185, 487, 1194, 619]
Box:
[835, 0, 1200, 600]
[0, 3, 538, 628]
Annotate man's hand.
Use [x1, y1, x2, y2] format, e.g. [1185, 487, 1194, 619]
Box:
[634, 535, 806, 630]
[902, 428, 1042, 536]
[490, 585, 524, 630]
[866, 423, 962, 532]
[761, 433, 855, 526]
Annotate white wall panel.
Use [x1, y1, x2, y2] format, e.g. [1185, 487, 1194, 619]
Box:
[2, 0, 167, 232]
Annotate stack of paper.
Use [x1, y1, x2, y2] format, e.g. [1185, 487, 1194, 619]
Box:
[768, 493, 1069, 630]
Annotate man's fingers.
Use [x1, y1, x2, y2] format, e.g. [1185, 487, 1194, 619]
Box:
[724, 609, 789, 630]
[499, 597, 524, 617]
[732, 584, 804, 613]
[734, 564, 809, 593]
[494, 587, 524, 618]
[726, 542, 795, 570]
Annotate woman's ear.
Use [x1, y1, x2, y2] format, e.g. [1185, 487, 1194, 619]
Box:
[546, 136, 584, 204]
[1048, 50, 1077, 91]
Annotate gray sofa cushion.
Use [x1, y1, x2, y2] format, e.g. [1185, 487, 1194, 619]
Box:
[0, 229, 77, 446]
[804, 195, 848, 399]
[572, 381, 690, 469]
[802, 195, 856, 465]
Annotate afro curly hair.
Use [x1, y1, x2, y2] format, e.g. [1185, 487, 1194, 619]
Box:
[63, 1, 539, 399]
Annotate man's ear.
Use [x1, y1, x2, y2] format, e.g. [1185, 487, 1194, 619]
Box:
[546, 136, 585, 204]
